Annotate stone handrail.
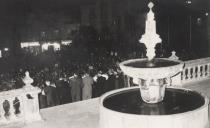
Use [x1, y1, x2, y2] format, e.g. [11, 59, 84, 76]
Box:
[0, 86, 41, 126]
[181, 57, 210, 84]
[124, 57, 210, 87]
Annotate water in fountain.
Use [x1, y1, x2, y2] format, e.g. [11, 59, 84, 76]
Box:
[125, 59, 180, 68]
[103, 88, 205, 115]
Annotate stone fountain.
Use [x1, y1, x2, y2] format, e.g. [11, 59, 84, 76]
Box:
[99, 2, 209, 128]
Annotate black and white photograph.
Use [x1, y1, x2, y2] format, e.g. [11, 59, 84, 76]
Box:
[0, 0, 209, 128]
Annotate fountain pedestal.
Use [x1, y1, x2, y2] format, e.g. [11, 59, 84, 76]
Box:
[139, 78, 167, 103]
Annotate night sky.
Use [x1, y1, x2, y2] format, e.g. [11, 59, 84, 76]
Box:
[0, 0, 209, 56]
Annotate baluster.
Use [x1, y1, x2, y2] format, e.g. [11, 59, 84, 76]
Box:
[203, 65, 206, 77]
[199, 65, 202, 78]
[206, 64, 210, 77]
[204, 65, 208, 77]
[194, 66, 198, 78]
[181, 71, 183, 81]
[208, 64, 210, 77]
[188, 67, 193, 81]
[186, 68, 190, 80]
[183, 68, 187, 81]
[202, 65, 204, 77]
[16, 96, 23, 117]
[197, 65, 201, 79]
[184, 68, 188, 80]
[127, 76, 131, 87]
[200, 65, 204, 77]
[0, 100, 6, 122]
[189, 67, 193, 79]
[8, 98, 16, 120]
[123, 75, 127, 88]
[191, 67, 196, 79]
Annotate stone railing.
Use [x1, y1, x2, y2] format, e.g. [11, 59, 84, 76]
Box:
[124, 57, 210, 87]
[181, 57, 210, 84]
[0, 86, 41, 126]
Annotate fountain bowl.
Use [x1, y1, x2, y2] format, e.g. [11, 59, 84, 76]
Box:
[119, 58, 184, 80]
[119, 58, 185, 103]
[99, 86, 209, 128]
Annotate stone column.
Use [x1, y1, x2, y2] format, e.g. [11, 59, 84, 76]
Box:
[23, 88, 41, 123]
[22, 71, 41, 122]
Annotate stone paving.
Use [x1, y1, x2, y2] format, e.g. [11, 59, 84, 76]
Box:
[184, 79, 210, 98]
[22, 98, 100, 128]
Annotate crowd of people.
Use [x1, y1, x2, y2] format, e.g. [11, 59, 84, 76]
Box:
[35, 54, 126, 108]
[36, 58, 126, 108]
[0, 49, 128, 109]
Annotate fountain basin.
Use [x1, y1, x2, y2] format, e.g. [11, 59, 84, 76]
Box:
[119, 58, 184, 79]
[119, 58, 184, 103]
[99, 87, 209, 128]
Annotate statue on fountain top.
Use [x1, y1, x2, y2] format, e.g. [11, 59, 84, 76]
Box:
[139, 2, 162, 61]
[147, 2, 155, 23]
[22, 71, 34, 88]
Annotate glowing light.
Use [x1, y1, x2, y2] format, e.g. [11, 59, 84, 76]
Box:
[186, 0, 192, 4]
[4, 48, 9, 51]
[61, 40, 72, 45]
[42, 44, 49, 51]
[41, 42, 61, 51]
[53, 43, 61, 51]
[21, 42, 40, 48]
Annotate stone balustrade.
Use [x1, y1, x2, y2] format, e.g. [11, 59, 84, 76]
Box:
[124, 57, 210, 87]
[0, 86, 41, 126]
[181, 57, 210, 84]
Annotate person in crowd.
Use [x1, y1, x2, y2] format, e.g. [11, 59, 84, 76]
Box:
[44, 80, 57, 107]
[116, 68, 125, 89]
[107, 69, 115, 92]
[114, 69, 120, 89]
[95, 71, 108, 96]
[92, 79, 97, 98]
[38, 81, 47, 109]
[82, 72, 94, 100]
[14, 74, 24, 89]
[56, 77, 71, 104]
[69, 73, 84, 102]
[129, 77, 134, 87]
